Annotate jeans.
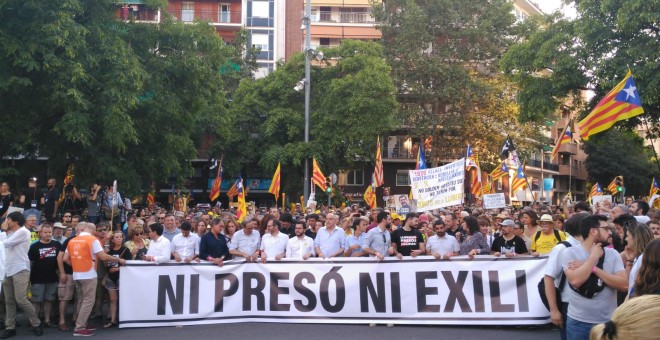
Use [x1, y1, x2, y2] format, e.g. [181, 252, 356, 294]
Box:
[566, 316, 595, 340]
[559, 302, 569, 340]
[4, 270, 41, 329]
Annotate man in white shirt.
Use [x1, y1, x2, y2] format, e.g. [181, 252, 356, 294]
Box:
[260, 220, 289, 262]
[143, 223, 172, 264]
[426, 219, 459, 260]
[229, 219, 261, 262]
[286, 221, 315, 259]
[1, 211, 42, 337]
[63, 222, 124, 337]
[171, 221, 199, 263]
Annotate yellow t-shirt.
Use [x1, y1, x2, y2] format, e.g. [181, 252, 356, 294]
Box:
[531, 230, 567, 255]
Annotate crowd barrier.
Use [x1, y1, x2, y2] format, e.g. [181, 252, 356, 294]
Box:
[119, 256, 551, 328]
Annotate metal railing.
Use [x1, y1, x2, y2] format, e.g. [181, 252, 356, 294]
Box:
[118, 9, 159, 21]
[311, 11, 376, 24]
[527, 159, 559, 171]
[167, 10, 242, 24]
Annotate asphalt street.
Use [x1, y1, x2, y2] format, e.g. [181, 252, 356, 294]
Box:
[9, 319, 559, 339]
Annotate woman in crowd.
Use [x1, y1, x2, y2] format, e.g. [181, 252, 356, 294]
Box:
[340, 217, 353, 236]
[195, 219, 208, 237]
[553, 214, 565, 231]
[104, 231, 132, 328]
[621, 223, 654, 297]
[223, 218, 240, 243]
[459, 216, 490, 257]
[258, 214, 273, 236]
[125, 226, 149, 259]
[478, 217, 494, 249]
[589, 295, 660, 340]
[520, 210, 540, 240]
[631, 239, 660, 297]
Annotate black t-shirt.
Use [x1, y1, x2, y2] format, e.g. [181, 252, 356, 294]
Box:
[22, 187, 43, 210]
[28, 240, 61, 283]
[43, 187, 60, 216]
[106, 246, 132, 283]
[391, 228, 424, 256]
[60, 238, 74, 275]
[446, 226, 465, 238]
[61, 196, 86, 216]
[0, 193, 11, 217]
[304, 229, 316, 240]
[490, 235, 528, 255]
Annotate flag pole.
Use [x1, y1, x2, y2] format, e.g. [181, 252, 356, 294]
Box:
[521, 159, 537, 204]
[463, 143, 469, 207]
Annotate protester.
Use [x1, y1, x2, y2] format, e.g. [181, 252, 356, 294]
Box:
[562, 215, 627, 340]
[1, 211, 43, 338]
[631, 239, 660, 297]
[391, 213, 425, 258]
[56, 222, 85, 332]
[0, 182, 12, 221]
[125, 226, 149, 260]
[170, 221, 200, 263]
[344, 216, 367, 257]
[161, 213, 181, 242]
[260, 219, 288, 262]
[426, 219, 459, 260]
[63, 222, 125, 337]
[279, 212, 295, 238]
[304, 214, 319, 239]
[228, 219, 260, 261]
[589, 295, 660, 340]
[199, 217, 230, 266]
[531, 214, 567, 256]
[459, 216, 490, 257]
[314, 213, 345, 259]
[285, 220, 315, 259]
[19, 178, 44, 223]
[103, 231, 131, 328]
[28, 224, 60, 329]
[444, 213, 463, 243]
[621, 223, 653, 298]
[142, 223, 171, 263]
[520, 210, 540, 241]
[491, 219, 528, 257]
[629, 200, 650, 224]
[362, 211, 393, 260]
[648, 220, 660, 239]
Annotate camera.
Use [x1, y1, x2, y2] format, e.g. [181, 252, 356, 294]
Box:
[65, 183, 74, 193]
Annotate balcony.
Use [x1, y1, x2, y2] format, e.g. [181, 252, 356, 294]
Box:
[527, 159, 559, 172]
[311, 10, 376, 24]
[167, 10, 242, 24]
[558, 164, 588, 180]
[117, 6, 159, 21]
[381, 136, 418, 160]
[557, 143, 577, 155]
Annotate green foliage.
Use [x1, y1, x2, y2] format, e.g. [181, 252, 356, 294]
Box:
[227, 40, 397, 196]
[583, 129, 658, 197]
[0, 0, 253, 195]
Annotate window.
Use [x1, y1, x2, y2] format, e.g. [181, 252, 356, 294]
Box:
[181, 2, 194, 22]
[319, 38, 330, 47]
[251, 33, 269, 52]
[252, 1, 269, 18]
[219, 4, 231, 23]
[396, 171, 410, 186]
[310, 7, 319, 22]
[496, 179, 502, 191]
[346, 170, 364, 186]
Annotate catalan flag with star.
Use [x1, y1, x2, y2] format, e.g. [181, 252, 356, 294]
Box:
[511, 162, 528, 193]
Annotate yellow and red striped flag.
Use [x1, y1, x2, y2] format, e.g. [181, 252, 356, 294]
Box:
[312, 158, 328, 191]
[208, 157, 223, 201]
[511, 162, 528, 193]
[235, 176, 247, 222]
[227, 180, 238, 199]
[607, 176, 623, 195]
[588, 183, 603, 200]
[490, 162, 509, 182]
[268, 162, 281, 201]
[578, 71, 645, 140]
[466, 145, 482, 197]
[650, 178, 659, 198]
[373, 136, 384, 187]
[364, 183, 377, 209]
[147, 191, 155, 206]
[551, 120, 573, 160]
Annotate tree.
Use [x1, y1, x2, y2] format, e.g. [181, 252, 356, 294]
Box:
[372, 0, 543, 166]
[0, 0, 254, 194]
[227, 40, 398, 196]
[582, 129, 657, 197]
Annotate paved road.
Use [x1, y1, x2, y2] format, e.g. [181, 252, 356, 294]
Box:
[12, 318, 559, 339]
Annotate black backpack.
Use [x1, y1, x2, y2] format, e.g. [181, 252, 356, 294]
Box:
[538, 241, 572, 311]
[535, 229, 563, 243]
[569, 253, 606, 298]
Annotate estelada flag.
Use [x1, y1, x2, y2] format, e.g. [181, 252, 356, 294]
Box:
[511, 162, 528, 193]
[578, 71, 644, 140]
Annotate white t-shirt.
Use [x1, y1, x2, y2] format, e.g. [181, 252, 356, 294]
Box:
[286, 236, 315, 259]
[426, 234, 459, 256]
[260, 232, 289, 259]
[628, 254, 643, 297]
[170, 233, 200, 258]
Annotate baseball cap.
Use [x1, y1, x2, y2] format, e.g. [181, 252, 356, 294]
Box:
[418, 214, 430, 223]
[498, 219, 516, 227]
[460, 211, 470, 218]
[391, 213, 400, 220]
[53, 222, 66, 229]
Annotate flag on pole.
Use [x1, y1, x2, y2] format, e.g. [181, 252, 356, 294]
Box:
[147, 191, 155, 206]
[227, 180, 238, 199]
[373, 136, 384, 187]
[466, 144, 477, 169]
[312, 158, 328, 192]
[500, 136, 519, 166]
[268, 162, 281, 201]
[578, 70, 645, 141]
[235, 175, 247, 222]
[588, 183, 603, 200]
[209, 157, 223, 201]
[490, 162, 509, 181]
[650, 178, 659, 198]
[551, 121, 574, 160]
[281, 193, 286, 210]
[416, 143, 427, 170]
[511, 162, 527, 193]
[466, 146, 482, 197]
[364, 183, 377, 209]
[482, 176, 492, 195]
[607, 176, 623, 195]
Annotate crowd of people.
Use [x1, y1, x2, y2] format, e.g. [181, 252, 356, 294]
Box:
[0, 178, 659, 338]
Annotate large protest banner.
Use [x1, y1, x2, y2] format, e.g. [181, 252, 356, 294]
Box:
[408, 159, 465, 212]
[119, 257, 550, 328]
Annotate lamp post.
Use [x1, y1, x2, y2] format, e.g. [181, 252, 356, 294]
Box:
[302, 0, 312, 204]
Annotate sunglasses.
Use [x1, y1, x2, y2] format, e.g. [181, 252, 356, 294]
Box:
[97, 228, 108, 232]
[135, 233, 144, 236]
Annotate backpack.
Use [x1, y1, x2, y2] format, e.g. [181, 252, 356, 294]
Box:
[569, 253, 606, 298]
[535, 229, 563, 243]
[538, 241, 572, 311]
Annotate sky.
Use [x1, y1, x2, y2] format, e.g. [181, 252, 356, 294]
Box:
[535, 0, 577, 17]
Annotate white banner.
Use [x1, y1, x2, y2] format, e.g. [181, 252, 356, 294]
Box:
[119, 257, 550, 328]
[409, 159, 465, 211]
[482, 193, 506, 209]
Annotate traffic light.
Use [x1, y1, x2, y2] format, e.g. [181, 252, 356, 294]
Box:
[615, 176, 623, 192]
[326, 177, 332, 193]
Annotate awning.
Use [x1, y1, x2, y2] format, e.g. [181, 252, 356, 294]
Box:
[311, 26, 381, 39]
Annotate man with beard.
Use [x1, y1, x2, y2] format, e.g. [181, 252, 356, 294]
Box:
[491, 219, 528, 257]
[426, 219, 459, 260]
[285, 221, 315, 259]
[391, 213, 425, 258]
[42, 178, 60, 223]
[562, 215, 627, 339]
